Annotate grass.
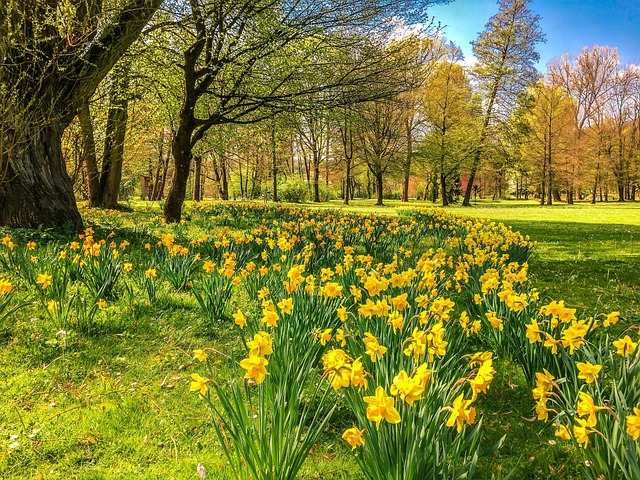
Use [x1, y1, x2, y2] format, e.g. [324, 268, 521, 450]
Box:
[1, 198, 638, 479]
[302, 198, 640, 316]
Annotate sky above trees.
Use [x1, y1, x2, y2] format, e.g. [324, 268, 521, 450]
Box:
[429, 0, 640, 69]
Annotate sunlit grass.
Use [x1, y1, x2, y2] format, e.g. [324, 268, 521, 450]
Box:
[1, 198, 636, 479]
[277, 198, 640, 315]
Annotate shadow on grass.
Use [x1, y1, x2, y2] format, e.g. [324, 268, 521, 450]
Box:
[488, 219, 640, 314]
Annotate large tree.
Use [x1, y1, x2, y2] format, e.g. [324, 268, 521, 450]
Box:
[550, 46, 620, 203]
[521, 78, 575, 205]
[161, 0, 449, 222]
[461, 0, 545, 206]
[0, 0, 161, 229]
[357, 99, 405, 206]
[422, 46, 479, 206]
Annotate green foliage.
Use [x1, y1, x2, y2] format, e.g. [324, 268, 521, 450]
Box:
[79, 243, 123, 300]
[278, 176, 310, 203]
[192, 271, 233, 326]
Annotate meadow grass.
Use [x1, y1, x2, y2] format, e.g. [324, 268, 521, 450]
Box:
[306, 198, 640, 316]
[0, 199, 637, 479]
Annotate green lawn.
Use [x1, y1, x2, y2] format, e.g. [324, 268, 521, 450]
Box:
[1, 199, 637, 479]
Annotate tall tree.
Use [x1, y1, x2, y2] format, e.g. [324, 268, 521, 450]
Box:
[395, 35, 441, 202]
[603, 64, 637, 201]
[297, 108, 330, 203]
[357, 99, 405, 206]
[99, 60, 133, 209]
[421, 47, 479, 206]
[549, 46, 620, 204]
[162, 0, 449, 222]
[521, 78, 575, 205]
[461, 0, 545, 206]
[0, 0, 161, 229]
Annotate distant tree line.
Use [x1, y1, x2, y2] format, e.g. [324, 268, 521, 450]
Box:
[3, 0, 639, 230]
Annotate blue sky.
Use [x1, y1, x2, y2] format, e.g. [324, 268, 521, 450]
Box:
[427, 0, 640, 70]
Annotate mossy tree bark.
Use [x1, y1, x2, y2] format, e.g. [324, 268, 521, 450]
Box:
[0, 0, 161, 229]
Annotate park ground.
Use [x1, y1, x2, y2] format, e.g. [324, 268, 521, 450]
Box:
[1, 199, 638, 479]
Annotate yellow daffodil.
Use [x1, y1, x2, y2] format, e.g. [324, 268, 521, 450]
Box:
[239, 355, 269, 384]
[193, 349, 208, 362]
[626, 407, 640, 440]
[525, 319, 542, 343]
[190, 373, 208, 395]
[244, 330, 272, 357]
[363, 332, 387, 362]
[555, 424, 571, 440]
[485, 311, 503, 331]
[535, 400, 549, 421]
[233, 309, 247, 328]
[387, 311, 404, 333]
[261, 308, 279, 327]
[318, 328, 332, 346]
[613, 335, 637, 357]
[390, 370, 423, 406]
[446, 394, 476, 433]
[36, 273, 53, 289]
[603, 311, 620, 327]
[0, 279, 12, 296]
[363, 386, 401, 429]
[577, 392, 602, 427]
[573, 418, 594, 447]
[144, 268, 157, 279]
[576, 362, 602, 384]
[342, 427, 365, 449]
[277, 297, 293, 315]
[350, 358, 368, 389]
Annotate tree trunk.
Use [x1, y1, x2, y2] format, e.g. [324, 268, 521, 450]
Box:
[591, 166, 598, 204]
[431, 174, 438, 203]
[344, 160, 351, 205]
[402, 121, 412, 203]
[99, 62, 131, 209]
[440, 171, 448, 207]
[463, 159, 478, 207]
[313, 151, 321, 203]
[164, 31, 209, 220]
[163, 29, 206, 222]
[157, 146, 170, 201]
[193, 156, 202, 201]
[340, 121, 353, 206]
[165, 121, 192, 222]
[303, 151, 311, 186]
[78, 102, 101, 207]
[220, 156, 229, 200]
[239, 158, 245, 199]
[375, 171, 384, 206]
[272, 128, 278, 202]
[463, 80, 500, 207]
[325, 134, 330, 198]
[0, 120, 83, 230]
[0, 0, 160, 229]
[151, 129, 165, 201]
[547, 149, 553, 206]
[540, 141, 546, 205]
